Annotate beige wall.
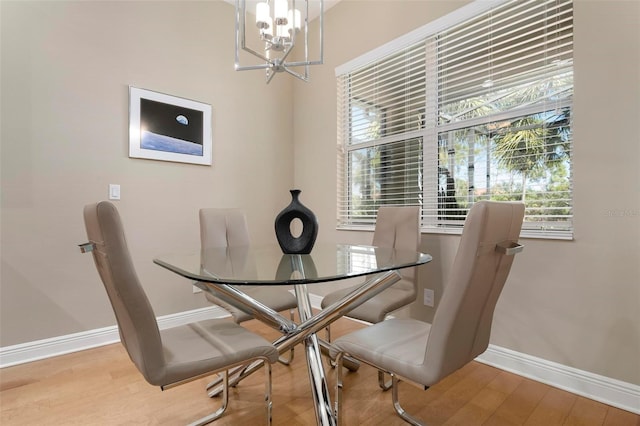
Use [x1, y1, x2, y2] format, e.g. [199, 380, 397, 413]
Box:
[1, 0, 638, 388]
[0, 1, 295, 345]
[293, 0, 640, 386]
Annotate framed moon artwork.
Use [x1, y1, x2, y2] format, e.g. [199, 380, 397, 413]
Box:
[128, 86, 212, 165]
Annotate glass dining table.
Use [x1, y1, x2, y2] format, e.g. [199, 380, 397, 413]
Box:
[154, 243, 431, 426]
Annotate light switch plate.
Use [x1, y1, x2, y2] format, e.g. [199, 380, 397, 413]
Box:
[109, 184, 121, 200]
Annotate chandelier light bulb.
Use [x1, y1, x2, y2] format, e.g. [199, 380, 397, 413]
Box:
[274, 0, 288, 24]
[263, 17, 273, 38]
[256, 2, 270, 28]
[288, 9, 301, 33]
[276, 22, 289, 39]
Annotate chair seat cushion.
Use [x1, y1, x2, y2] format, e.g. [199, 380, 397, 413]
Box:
[330, 318, 431, 384]
[158, 318, 279, 386]
[321, 280, 416, 323]
[205, 286, 298, 323]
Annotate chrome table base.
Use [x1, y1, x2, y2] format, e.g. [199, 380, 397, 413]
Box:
[201, 264, 402, 425]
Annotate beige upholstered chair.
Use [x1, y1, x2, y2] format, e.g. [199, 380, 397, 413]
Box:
[82, 201, 279, 425]
[330, 201, 525, 425]
[199, 208, 297, 364]
[321, 206, 420, 341]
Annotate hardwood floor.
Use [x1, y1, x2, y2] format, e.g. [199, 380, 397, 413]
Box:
[1, 317, 638, 425]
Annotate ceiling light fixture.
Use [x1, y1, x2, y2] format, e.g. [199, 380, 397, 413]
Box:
[235, 0, 324, 83]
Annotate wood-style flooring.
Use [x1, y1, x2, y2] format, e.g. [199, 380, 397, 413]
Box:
[1, 317, 638, 425]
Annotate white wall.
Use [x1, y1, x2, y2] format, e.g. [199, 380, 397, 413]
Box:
[292, 0, 640, 386]
[0, 1, 295, 346]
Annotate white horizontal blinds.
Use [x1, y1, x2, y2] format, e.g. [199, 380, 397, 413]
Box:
[347, 43, 427, 143]
[438, 0, 574, 123]
[337, 42, 426, 226]
[430, 0, 574, 237]
[337, 0, 573, 237]
[336, 75, 348, 228]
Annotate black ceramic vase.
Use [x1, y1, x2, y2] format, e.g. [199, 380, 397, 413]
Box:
[274, 189, 318, 254]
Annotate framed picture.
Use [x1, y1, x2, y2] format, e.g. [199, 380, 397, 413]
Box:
[129, 87, 212, 165]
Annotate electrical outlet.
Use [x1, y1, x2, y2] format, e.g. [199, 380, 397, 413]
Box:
[423, 289, 434, 307]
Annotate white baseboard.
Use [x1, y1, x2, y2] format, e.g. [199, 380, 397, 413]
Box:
[0, 305, 229, 369]
[1, 300, 638, 415]
[475, 345, 640, 415]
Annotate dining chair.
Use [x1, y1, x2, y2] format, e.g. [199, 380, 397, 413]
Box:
[199, 208, 298, 365]
[330, 200, 525, 425]
[81, 201, 279, 425]
[320, 205, 420, 382]
[321, 205, 421, 324]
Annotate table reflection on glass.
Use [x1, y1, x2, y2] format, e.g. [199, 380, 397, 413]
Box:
[154, 243, 431, 426]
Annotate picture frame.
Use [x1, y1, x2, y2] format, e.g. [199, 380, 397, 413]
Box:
[129, 86, 212, 165]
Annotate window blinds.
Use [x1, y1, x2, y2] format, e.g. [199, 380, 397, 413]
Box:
[337, 0, 574, 238]
[337, 42, 427, 225]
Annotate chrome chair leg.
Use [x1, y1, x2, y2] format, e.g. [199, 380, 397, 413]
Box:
[206, 308, 295, 393]
[207, 365, 246, 397]
[334, 352, 344, 426]
[277, 348, 294, 365]
[318, 338, 360, 371]
[205, 364, 244, 392]
[264, 361, 273, 425]
[325, 326, 337, 367]
[378, 370, 392, 391]
[391, 374, 424, 426]
[278, 348, 294, 365]
[335, 353, 428, 426]
[188, 370, 230, 426]
[208, 359, 265, 398]
[198, 362, 273, 425]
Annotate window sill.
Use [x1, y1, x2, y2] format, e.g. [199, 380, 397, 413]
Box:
[337, 226, 574, 241]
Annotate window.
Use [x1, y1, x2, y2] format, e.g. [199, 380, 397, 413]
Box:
[337, 0, 574, 238]
[337, 43, 426, 225]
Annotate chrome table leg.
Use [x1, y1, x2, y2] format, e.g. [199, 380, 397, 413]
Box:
[295, 283, 336, 426]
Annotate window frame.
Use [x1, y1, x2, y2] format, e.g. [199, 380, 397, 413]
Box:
[336, 0, 574, 240]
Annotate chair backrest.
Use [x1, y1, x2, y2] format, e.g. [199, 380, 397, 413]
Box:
[199, 208, 257, 306]
[372, 205, 421, 289]
[422, 201, 524, 384]
[83, 201, 165, 384]
[199, 208, 250, 249]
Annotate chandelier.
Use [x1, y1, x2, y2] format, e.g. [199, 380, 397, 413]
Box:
[235, 0, 324, 83]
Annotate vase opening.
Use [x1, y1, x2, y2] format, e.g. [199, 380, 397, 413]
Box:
[289, 218, 303, 238]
